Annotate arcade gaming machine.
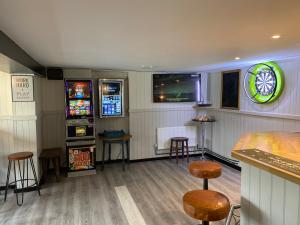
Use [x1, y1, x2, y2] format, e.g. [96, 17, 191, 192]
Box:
[65, 80, 96, 177]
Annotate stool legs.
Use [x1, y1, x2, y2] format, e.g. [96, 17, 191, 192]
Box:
[4, 160, 12, 202]
[175, 141, 179, 164]
[30, 158, 40, 196]
[225, 204, 241, 225]
[170, 139, 189, 163]
[16, 160, 25, 206]
[186, 140, 189, 163]
[53, 157, 60, 182]
[169, 140, 173, 159]
[202, 221, 209, 225]
[5, 157, 40, 206]
[203, 178, 208, 190]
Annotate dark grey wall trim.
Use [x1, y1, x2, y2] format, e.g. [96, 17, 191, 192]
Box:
[0, 31, 46, 76]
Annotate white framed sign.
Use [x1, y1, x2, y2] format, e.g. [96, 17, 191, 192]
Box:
[11, 75, 34, 102]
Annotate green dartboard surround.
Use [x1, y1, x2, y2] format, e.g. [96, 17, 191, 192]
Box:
[248, 62, 284, 103]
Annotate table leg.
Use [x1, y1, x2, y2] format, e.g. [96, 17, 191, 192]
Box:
[53, 157, 60, 182]
[102, 142, 105, 170]
[109, 143, 112, 161]
[201, 122, 206, 159]
[126, 141, 130, 163]
[175, 141, 179, 164]
[42, 158, 48, 184]
[122, 142, 125, 171]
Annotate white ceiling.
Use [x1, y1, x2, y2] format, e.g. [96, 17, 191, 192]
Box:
[1, 0, 300, 72]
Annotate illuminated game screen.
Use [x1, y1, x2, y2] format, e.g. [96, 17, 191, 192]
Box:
[65, 80, 93, 118]
[101, 82, 122, 116]
[67, 81, 91, 99]
[69, 100, 91, 116]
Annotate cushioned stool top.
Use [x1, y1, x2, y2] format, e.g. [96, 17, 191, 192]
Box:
[171, 137, 188, 141]
[8, 152, 33, 160]
[183, 190, 230, 221]
[189, 160, 222, 179]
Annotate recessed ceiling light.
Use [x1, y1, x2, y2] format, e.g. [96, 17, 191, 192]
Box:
[141, 65, 153, 69]
[235, 57, 240, 60]
[271, 34, 281, 39]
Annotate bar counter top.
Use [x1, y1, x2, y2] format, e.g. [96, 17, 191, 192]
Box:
[232, 132, 300, 184]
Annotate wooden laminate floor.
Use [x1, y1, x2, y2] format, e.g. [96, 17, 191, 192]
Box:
[0, 158, 241, 225]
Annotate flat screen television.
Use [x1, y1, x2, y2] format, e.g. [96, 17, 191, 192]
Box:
[153, 74, 199, 102]
[65, 80, 94, 119]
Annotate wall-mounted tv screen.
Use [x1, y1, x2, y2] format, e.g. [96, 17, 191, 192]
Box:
[153, 74, 199, 102]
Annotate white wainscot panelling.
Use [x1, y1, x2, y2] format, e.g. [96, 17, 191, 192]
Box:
[0, 118, 38, 185]
[129, 109, 196, 160]
[157, 126, 197, 150]
[240, 163, 300, 225]
[42, 111, 66, 163]
[202, 110, 300, 160]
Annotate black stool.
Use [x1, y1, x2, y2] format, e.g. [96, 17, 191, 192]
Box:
[170, 137, 189, 164]
[4, 151, 40, 206]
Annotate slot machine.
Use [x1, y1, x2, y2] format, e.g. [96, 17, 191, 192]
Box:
[65, 80, 96, 177]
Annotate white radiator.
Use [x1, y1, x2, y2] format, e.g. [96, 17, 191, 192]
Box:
[157, 126, 197, 150]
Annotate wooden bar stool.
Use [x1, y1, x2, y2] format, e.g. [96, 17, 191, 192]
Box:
[183, 190, 230, 225]
[170, 137, 189, 164]
[4, 152, 40, 206]
[189, 160, 221, 189]
[39, 148, 62, 183]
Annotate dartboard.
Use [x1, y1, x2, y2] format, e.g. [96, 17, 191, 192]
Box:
[255, 69, 276, 96]
[244, 62, 284, 104]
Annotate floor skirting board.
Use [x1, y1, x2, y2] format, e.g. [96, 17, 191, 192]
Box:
[95, 152, 241, 171]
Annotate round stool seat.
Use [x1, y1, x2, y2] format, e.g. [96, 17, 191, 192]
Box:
[8, 151, 33, 161]
[39, 148, 61, 159]
[189, 161, 221, 179]
[183, 190, 230, 221]
[171, 137, 188, 141]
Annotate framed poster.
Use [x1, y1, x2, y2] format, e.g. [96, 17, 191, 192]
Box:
[11, 75, 34, 102]
[221, 70, 240, 109]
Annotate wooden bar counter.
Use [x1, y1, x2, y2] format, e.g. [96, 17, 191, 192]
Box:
[232, 132, 300, 225]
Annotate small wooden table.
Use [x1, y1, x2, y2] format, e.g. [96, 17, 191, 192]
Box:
[98, 134, 132, 171]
